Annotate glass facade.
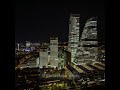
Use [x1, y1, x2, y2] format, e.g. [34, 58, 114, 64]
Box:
[68, 14, 80, 63]
[50, 37, 58, 67]
[75, 17, 98, 64]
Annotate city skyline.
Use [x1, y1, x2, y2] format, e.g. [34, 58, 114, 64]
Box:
[15, 0, 105, 43]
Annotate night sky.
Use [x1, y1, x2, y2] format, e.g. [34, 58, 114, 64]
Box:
[15, 0, 105, 43]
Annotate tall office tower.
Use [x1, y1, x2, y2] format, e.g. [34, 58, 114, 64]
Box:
[68, 14, 80, 63]
[50, 37, 58, 68]
[75, 17, 98, 64]
[39, 47, 48, 68]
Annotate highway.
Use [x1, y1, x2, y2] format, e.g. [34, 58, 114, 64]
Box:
[15, 54, 32, 70]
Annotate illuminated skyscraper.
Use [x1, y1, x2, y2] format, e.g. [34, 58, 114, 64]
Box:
[68, 14, 80, 63]
[50, 37, 58, 68]
[39, 47, 48, 68]
[75, 17, 98, 64]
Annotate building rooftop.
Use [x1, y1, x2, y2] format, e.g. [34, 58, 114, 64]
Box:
[50, 37, 58, 40]
[87, 17, 97, 21]
[70, 14, 80, 17]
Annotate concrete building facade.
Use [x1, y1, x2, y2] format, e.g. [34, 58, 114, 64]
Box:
[50, 37, 58, 68]
[68, 14, 80, 63]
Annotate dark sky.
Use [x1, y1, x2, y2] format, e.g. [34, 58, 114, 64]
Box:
[15, 0, 105, 43]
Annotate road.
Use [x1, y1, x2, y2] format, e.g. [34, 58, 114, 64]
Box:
[15, 54, 31, 70]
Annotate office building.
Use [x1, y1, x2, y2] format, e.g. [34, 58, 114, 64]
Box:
[68, 14, 80, 63]
[39, 46, 48, 68]
[64, 50, 71, 66]
[75, 17, 98, 64]
[50, 37, 58, 68]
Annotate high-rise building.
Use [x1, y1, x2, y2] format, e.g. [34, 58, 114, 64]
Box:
[68, 14, 80, 63]
[50, 37, 58, 68]
[75, 17, 98, 64]
[39, 47, 48, 68]
[64, 50, 71, 66]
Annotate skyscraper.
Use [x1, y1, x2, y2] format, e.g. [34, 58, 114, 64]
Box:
[75, 17, 98, 64]
[50, 37, 58, 68]
[39, 46, 48, 68]
[68, 14, 80, 63]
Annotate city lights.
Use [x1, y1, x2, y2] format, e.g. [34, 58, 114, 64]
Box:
[15, 14, 105, 90]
